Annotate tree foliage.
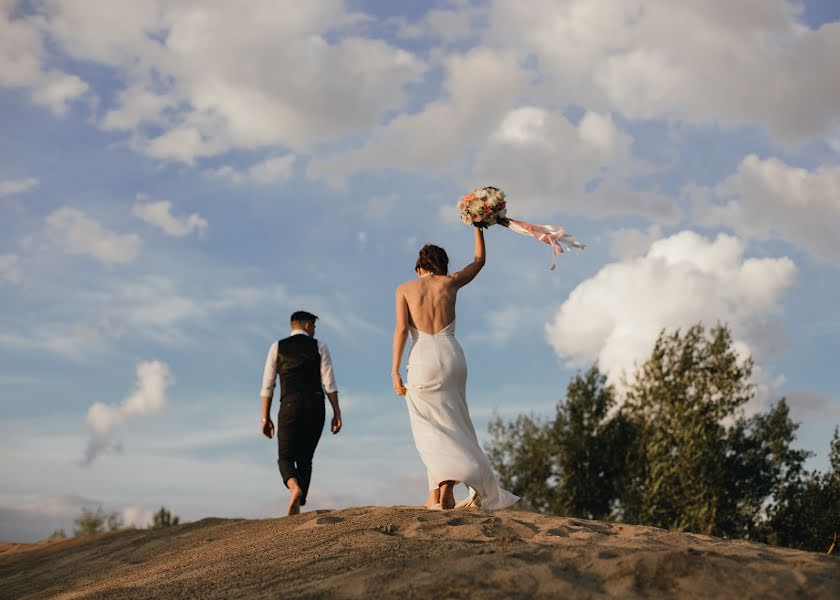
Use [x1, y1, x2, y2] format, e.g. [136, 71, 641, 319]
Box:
[763, 429, 840, 552]
[73, 506, 122, 537]
[488, 367, 635, 519]
[150, 506, 180, 529]
[486, 324, 837, 552]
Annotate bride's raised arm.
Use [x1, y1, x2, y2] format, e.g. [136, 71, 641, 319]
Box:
[449, 227, 485, 288]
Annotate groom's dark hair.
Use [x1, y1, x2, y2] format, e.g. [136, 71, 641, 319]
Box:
[416, 244, 449, 275]
[290, 310, 318, 324]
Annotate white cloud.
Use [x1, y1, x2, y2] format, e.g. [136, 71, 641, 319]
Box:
[308, 47, 529, 185]
[30, 0, 426, 163]
[0, 177, 38, 197]
[120, 505, 156, 529]
[205, 154, 295, 184]
[83, 360, 174, 465]
[605, 225, 663, 260]
[487, 0, 840, 142]
[133, 199, 207, 237]
[470, 107, 678, 220]
[546, 231, 797, 392]
[30, 69, 89, 115]
[46, 207, 141, 264]
[0, 3, 89, 114]
[0, 279, 280, 356]
[0, 323, 109, 360]
[692, 155, 840, 266]
[390, 3, 480, 43]
[0, 253, 21, 284]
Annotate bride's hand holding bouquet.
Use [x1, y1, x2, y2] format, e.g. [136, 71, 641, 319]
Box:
[458, 186, 584, 269]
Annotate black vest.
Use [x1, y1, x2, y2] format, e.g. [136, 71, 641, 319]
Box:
[276, 335, 324, 402]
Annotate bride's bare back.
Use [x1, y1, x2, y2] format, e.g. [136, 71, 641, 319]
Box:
[399, 275, 458, 335]
[392, 229, 486, 393]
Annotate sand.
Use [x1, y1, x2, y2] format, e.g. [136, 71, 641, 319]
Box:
[1, 506, 838, 599]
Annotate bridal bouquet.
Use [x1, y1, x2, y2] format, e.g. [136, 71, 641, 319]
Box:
[459, 186, 585, 270]
[459, 186, 508, 228]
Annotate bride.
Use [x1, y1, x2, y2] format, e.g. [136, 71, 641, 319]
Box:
[391, 227, 519, 510]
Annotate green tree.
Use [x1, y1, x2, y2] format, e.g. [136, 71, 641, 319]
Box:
[150, 506, 180, 529]
[765, 428, 840, 552]
[73, 506, 122, 537]
[487, 366, 635, 519]
[487, 412, 557, 512]
[550, 367, 635, 520]
[48, 529, 67, 541]
[486, 323, 819, 548]
[620, 325, 809, 536]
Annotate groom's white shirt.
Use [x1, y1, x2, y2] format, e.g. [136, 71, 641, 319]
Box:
[260, 329, 338, 397]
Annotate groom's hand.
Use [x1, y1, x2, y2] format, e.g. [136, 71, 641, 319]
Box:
[331, 414, 342, 434]
[261, 418, 275, 439]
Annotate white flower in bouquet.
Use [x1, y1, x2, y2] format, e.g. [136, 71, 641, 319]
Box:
[458, 186, 508, 229]
[457, 186, 585, 270]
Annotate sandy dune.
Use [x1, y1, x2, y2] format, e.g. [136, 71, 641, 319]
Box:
[1, 506, 838, 599]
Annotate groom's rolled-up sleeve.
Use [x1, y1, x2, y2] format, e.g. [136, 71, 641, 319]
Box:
[260, 341, 279, 398]
[318, 341, 338, 394]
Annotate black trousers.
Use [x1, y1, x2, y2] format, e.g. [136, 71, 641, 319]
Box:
[276, 393, 325, 506]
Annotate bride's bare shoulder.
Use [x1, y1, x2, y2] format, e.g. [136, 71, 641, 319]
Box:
[396, 280, 416, 294]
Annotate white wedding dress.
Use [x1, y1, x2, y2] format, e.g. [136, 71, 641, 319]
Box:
[405, 319, 519, 510]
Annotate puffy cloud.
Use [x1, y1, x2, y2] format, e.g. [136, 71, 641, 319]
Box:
[29, 69, 89, 115]
[487, 0, 840, 142]
[120, 505, 156, 529]
[308, 47, 529, 185]
[0, 2, 88, 114]
[546, 231, 797, 392]
[692, 155, 840, 267]
[205, 154, 295, 184]
[27, 0, 426, 163]
[605, 225, 663, 260]
[132, 199, 207, 238]
[470, 107, 678, 220]
[0, 253, 21, 284]
[389, 3, 481, 43]
[0, 177, 38, 197]
[83, 360, 174, 465]
[46, 207, 141, 264]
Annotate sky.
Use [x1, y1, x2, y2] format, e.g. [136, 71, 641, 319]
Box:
[1, 0, 839, 542]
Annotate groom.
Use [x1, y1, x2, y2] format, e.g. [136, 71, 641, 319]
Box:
[260, 310, 342, 515]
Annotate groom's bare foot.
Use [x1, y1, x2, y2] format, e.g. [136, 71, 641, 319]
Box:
[439, 481, 455, 510]
[288, 486, 302, 516]
[424, 488, 441, 508]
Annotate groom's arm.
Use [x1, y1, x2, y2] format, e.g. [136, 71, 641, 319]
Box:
[326, 391, 341, 434]
[259, 342, 278, 438]
[319, 341, 341, 434]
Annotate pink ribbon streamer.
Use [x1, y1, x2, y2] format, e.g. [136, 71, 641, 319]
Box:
[502, 218, 586, 270]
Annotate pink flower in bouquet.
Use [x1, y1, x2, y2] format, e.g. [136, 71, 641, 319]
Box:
[456, 185, 585, 269]
[459, 186, 506, 228]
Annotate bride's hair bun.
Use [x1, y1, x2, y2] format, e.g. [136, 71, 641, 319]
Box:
[415, 244, 449, 275]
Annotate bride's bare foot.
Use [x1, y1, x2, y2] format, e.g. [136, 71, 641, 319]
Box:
[439, 481, 456, 510]
[424, 488, 441, 508]
[287, 481, 302, 516]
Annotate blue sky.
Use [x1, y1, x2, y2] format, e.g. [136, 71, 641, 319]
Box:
[1, 0, 839, 541]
